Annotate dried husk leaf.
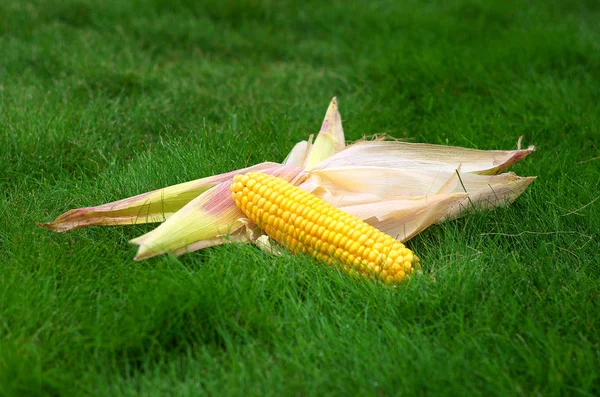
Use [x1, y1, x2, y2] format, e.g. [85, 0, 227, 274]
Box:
[340, 193, 469, 241]
[440, 175, 537, 221]
[39, 162, 279, 232]
[311, 140, 535, 175]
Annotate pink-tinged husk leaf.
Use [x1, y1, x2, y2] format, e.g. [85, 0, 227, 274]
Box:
[311, 140, 535, 175]
[39, 162, 279, 232]
[340, 193, 469, 242]
[130, 181, 246, 261]
[440, 175, 537, 221]
[131, 166, 306, 261]
[304, 97, 345, 169]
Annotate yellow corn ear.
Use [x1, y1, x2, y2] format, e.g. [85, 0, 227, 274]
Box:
[230, 172, 420, 284]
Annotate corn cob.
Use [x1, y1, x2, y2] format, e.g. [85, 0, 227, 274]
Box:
[230, 172, 420, 284]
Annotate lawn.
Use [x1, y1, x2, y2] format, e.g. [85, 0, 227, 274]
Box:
[1, 0, 599, 395]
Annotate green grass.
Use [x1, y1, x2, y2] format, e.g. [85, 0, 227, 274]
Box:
[1, 0, 599, 395]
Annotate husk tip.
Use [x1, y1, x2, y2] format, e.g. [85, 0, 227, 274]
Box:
[37, 221, 68, 232]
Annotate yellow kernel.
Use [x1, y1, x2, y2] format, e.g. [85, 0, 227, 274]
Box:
[327, 231, 336, 244]
[338, 236, 347, 248]
[289, 202, 299, 213]
[272, 217, 281, 231]
[332, 233, 342, 246]
[395, 271, 406, 282]
[263, 201, 271, 213]
[233, 181, 244, 192]
[356, 245, 365, 258]
[274, 194, 283, 206]
[300, 206, 311, 218]
[343, 238, 354, 252]
[299, 218, 308, 231]
[380, 246, 392, 256]
[316, 225, 326, 238]
[347, 253, 356, 265]
[280, 197, 289, 210]
[383, 257, 393, 269]
[281, 211, 290, 222]
[246, 179, 256, 189]
[258, 185, 267, 195]
[317, 213, 327, 226]
[293, 216, 303, 228]
[334, 248, 343, 259]
[299, 234, 310, 246]
[306, 209, 316, 222]
[388, 250, 398, 260]
[257, 197, 266, 209]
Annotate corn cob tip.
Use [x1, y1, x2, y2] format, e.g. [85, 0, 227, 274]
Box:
[230, 172, 420, 285]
